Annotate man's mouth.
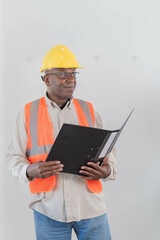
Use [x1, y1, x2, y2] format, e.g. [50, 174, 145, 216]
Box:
[64, 85, 75, 89]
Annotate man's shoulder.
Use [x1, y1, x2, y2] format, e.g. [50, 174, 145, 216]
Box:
[73, 98, 93, 105]
[24, 97, 44, 107]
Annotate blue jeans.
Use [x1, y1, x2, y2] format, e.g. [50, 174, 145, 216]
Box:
[34, 210, 111, 240]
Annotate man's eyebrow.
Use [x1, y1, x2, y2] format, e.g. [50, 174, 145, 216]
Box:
[58, 68, 65, 71]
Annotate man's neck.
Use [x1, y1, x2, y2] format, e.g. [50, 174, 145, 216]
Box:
[47, 92, 69, 108]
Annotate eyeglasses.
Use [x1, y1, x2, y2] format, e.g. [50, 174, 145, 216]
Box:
[45, 72, 79, 80]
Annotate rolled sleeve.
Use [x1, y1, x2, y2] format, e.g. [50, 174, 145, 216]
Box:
[94, 108, 117, 182]
[102, 147, 116, 182]
[6, 109, 31, 184]
[10, 161, 30, 183]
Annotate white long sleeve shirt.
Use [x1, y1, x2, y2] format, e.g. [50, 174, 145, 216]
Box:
[6, 95, 116, 222]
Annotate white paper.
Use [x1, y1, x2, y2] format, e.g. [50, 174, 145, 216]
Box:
[98, 132, 117, 158]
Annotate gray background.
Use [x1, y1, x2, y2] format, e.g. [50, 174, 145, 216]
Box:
[0, 0, 160, 239]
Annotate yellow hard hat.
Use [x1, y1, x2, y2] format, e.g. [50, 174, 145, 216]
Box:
[40, 45, 84, 72]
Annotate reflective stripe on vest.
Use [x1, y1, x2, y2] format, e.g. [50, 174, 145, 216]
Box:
[25, 97, 102, 194]
[26, 99, 53, 158]
[73, 98, 95, 127]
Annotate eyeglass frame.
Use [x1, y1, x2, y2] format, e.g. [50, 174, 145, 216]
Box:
[43, 71, 79, 80]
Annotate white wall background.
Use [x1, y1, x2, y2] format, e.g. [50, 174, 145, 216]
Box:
[1, 0, 160, 239]
[0, 0, 4, 239]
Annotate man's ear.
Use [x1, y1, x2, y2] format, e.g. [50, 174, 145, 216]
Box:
[43, 75, 50, 86]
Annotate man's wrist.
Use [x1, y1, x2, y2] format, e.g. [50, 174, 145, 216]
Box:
[101, 166, 113, 182]
[26, 174, 33, 181]
[26, 167, 34, 181]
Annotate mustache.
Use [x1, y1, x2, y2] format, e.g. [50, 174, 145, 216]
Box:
[64, 84, 75, 88]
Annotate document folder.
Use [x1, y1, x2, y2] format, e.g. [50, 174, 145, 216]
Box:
[46, 109, 134, 175]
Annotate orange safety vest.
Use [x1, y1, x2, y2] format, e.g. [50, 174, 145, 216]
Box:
[25, 97, 102, 194]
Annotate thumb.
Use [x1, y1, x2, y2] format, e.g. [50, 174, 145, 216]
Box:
[102, 156, 109, 166]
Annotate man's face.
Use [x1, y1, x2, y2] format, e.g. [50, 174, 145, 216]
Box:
[44, 68, 77, 100]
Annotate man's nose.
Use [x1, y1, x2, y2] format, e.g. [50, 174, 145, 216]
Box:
[67, 74, 76, 82]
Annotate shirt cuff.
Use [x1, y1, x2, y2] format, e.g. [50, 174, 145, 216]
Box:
[19, 164, 31, 183]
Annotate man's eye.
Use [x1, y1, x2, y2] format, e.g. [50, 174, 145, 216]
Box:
[60, 73, 66, 78]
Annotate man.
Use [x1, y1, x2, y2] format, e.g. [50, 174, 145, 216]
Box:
[7, 45, 116, 240]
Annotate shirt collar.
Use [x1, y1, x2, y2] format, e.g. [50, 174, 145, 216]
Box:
[45, 92, 73, 110]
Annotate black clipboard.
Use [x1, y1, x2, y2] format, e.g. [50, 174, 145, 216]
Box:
[46, 109, 134, 175]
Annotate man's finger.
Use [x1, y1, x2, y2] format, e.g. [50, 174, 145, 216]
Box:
[86, 162, 104, 172]
[41, 164, 64, 172]
[102, 157, 109, 165]
[79, 166, 101, 177]
[79, 169, 96, 178]
[40, 168, 63, 178]
[81, 176, 96, 180]
[42, 161, 61, 166]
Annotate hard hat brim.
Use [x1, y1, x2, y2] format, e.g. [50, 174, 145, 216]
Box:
[40, 66, 85, 72]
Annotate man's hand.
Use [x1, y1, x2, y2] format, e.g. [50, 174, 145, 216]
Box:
[79, 157, 111, 180]
[26, 161, 64, 179]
